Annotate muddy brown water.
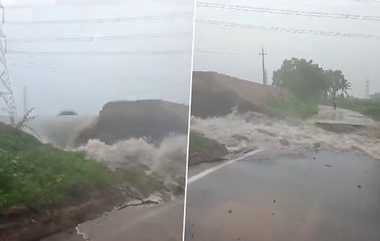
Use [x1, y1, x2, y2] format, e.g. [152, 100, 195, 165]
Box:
[185, 150, 380, 241]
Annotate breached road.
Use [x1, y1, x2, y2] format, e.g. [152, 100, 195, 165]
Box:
[186, 106, 380, 241]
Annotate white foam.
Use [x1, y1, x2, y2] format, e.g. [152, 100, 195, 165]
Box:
[77, 135, 187, 183]
[192, 111, 380, 160]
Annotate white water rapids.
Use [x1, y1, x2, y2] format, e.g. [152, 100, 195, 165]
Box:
[29, 116, 187, 185]
[191, 110, 380, 160]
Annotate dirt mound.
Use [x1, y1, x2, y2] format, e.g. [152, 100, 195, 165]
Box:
[191, 71, 288, 118]
[75, 100, 188, 146]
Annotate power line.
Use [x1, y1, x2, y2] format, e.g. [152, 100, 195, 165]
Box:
[195, 49, 242, 55]
[7, 32, 191, 43]
[2, 1, 187, 9]
[352, 0, 380, 3]
[2, 2, 123, 9]
[4, 12, 192, 25]
[197, 2, 380, 22]
[7, 49, 191, 56]
[197, 19, 380, 40]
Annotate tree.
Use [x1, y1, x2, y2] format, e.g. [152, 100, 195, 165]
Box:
[325, 70, 351, 109]
[272, 58, 328, 102]
[273, 58, 352, 110]
[370, 92, 380, 102]
[58, 110, 78, 116]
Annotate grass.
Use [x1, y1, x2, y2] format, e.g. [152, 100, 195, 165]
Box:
[335, 97, 380, 121]
[188, 131, 228, 166]
[0, 123, 165, 214]
[268, 94, 319, 119]
[189, 131, 216, 154]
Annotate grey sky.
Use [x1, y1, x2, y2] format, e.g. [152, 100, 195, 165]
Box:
[194, 0, 380, 98]
[2, 0, 193, 116]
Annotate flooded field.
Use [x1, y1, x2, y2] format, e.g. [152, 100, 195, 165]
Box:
[185, 150, 380, 241]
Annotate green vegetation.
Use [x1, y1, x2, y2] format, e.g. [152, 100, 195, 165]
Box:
[273, 58, 351, 106]
[272, 57, 354, 118]
[273, 58, 328, 102]
[268, 94, 319, 119]
[335, 97, 380, 121]
[371, 92, 380, 101]
[189, 131, 228, 166]
[190, 131, 215, 154]
[0, 123, 113, 213]
[0, 123, 165, 214]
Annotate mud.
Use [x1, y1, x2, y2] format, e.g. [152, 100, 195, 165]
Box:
[0, 190, 124, 241]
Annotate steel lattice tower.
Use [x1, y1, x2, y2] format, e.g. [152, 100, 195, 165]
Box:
[0, 2, 17, 125]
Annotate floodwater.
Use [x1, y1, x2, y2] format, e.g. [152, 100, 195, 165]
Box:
[185, 150, 380, 241]
[192, 109, 380, 160]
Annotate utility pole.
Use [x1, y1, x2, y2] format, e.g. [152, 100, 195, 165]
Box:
[365, 79, 370, 98]
[23, 86, 28, 115]
[259, 48, 268, 85]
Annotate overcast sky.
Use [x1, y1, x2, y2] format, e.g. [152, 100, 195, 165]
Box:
[2, 0, 193, 116]
[2, 0, 379, 117]
[194, 0, 380, 98]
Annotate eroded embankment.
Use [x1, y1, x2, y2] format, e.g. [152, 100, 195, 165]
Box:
[1, 189, 124, 241]
[1, 120, 187, 241]
[39, 134, 187, 241]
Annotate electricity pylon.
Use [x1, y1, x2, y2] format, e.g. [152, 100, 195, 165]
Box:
[0, 2, 17, 125]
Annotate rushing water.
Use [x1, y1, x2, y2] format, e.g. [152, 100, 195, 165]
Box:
[186, 150, 380, 241]
[29, 116, 187, 184]
[192, 111, 380, 159]
[78, 135, 187, 183]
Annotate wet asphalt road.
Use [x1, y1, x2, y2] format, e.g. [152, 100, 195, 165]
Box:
[42, 199, 184, 241]
[185, 150, 380, 241]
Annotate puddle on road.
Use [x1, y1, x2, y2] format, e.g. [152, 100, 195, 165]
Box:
[185, 151, 380, 241]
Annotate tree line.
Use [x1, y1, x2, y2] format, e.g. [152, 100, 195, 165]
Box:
[272, 58, 351, 109]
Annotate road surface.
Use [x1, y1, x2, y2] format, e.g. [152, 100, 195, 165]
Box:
[185, 150, 380, 241]
[310, 105, 375, 127]
[42, 198, 184, 241]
